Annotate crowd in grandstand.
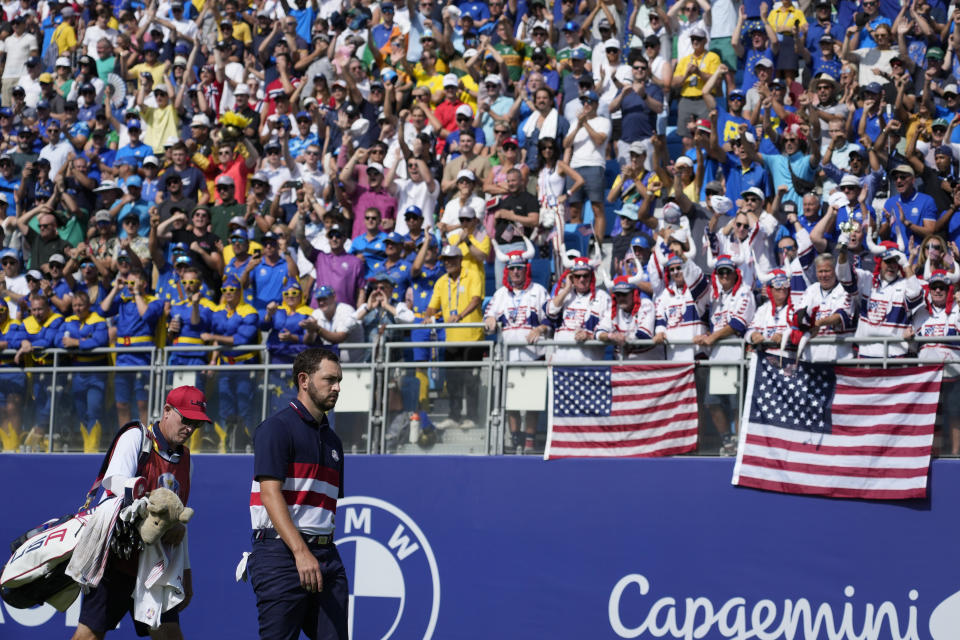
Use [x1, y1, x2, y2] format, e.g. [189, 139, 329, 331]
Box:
[0, 0, 959, 455]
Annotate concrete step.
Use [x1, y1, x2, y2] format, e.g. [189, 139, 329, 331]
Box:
[437, 427, 487, 444]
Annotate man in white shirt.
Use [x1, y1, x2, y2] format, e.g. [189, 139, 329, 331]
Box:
[304, 285, 363, 361]
[563, 90, 612, 239]
[82, 9, 120, 58]
[389, 157, 439, 235]
[38, 120, 74, 176]
[0, 17, 39, 106]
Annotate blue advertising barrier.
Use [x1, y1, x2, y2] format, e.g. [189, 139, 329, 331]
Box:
[2, 454, 959, 639]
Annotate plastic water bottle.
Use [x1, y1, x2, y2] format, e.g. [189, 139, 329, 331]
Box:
[409, 413, 421, 444]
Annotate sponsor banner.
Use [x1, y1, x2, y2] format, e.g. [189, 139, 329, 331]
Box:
[1, 455, 959, 639]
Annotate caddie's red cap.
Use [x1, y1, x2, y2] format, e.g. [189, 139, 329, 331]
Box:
[166, 386, 212, 422]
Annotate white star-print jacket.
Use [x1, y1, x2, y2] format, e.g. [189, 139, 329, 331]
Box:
[854, 275, 924, 358]
[708, 284, 756, 362]
[798, 281, 856, 361]
[745, 301, 792, 356]
[485, 282, 552, 361]
[546, 288, 612, 362]
[912, 299, 960, 363]
[654, 260, 710, 361]
[603, 297, 660, 360]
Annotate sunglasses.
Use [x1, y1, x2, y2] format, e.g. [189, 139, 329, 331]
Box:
[735, 222, 751, 228]
[893, 173, 912, 181]
[216, 185, 232, 191]
[717, 269, 735, 276]
[222, 286, 238, 293]
[366, 168, 382, 176]
[743, 196, 761, 203]
[39, 223, 54, 229]
[778, 245, 797, 253]
[928, 245, 943, 251]
[230, 237, 247, 243]
[931, 284, 949, 291]
[81, 261, 95, 268]
[283, 290, 301, 297]
[503, 143, 518, 150]
[840, 185, 859, 192]
[668, 266, 683, 273]
[783, 138, 799, 143]
[181, 278, 200, 286]
[0, 259, 16, 266]
[365, 216, 380, 221]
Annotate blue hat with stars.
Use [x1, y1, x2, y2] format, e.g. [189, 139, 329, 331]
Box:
[315, 285, 335, 299]
[223, 274, 242, 288]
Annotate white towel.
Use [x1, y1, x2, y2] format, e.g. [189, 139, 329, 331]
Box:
[522, 108, 558, 140]
[65, 497, 122, 590]
[134, 541, 188, 630]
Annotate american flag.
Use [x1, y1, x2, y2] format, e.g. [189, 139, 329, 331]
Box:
[545, 364, 699, 459]
[732, 354, 943, 499]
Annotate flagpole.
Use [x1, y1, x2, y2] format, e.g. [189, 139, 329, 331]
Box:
[731, 352, 758, 485]
[544, 366, 554, 461]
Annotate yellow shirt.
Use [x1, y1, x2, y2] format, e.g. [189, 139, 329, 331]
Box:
[673, 51, 720, 98]
[427, 270, 483, 342]
[141, 103, 181, 153]
[223, 241, 263, 264]
[219, 22, 253, 45]
[130, 62, 167, 90]
[767, 7, 807, 33]
[448, 229, 491, 297]
[53, 22, 78, 53]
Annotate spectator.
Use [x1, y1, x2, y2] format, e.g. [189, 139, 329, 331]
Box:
[0, 301, 25, 435]
[206, 274, 260, 450]
[304, 285, 364, 359]
[854, 242, 925, 358]
[16, 292, 63, 447]
[262, 281, 316, 412]
[424, 245, 484, 429]
[485, 241, 551, 452]
[165, 266, 216, 391]
[57, 290, 109, 449]
[693, 255, 756, 455]
[244, 231, 298, 312]
[100, 269, 162, 426]
[547, 257, 611, 362]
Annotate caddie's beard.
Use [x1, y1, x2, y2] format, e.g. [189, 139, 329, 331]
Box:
[308, 378, 338, 412]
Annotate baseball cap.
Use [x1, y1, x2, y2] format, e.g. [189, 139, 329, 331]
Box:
[166, 386, 212, 423]
[404, 205, 424, 218]
[927, 47, 945, 60]
[932, 118, 949, 129]
[892, 164, 915, 176]
[384, 232, 404, 244]
[441, 245, 462, 259]
[443, 74, 459, 88]
[94, 210, 112, 223]
[56, 57, 71, 67]
[943, 84, 959, 96]
[611, 276, 637, 294]
[367, 161, 385, 174]
[562, 21, 579, 32]
[630, 235, 651, 249]
[603, 38, 620, 51]
[143, 155, 159, 167]
[741, 186, 765, 199]
[754, 57, 773, 69]
[819, 33, 835, 44]
[191, 113, 212, 128]
[696, 119, 711, 133]
[690, 26, 708, 39]
[863, 82, 882, 94]
[456, 169, 477, 182]
[936, 145, 955, 159]
[38, 73, 53, 84]
[315, 285, 335, 299]
[582, 90, 599, 103]
[458, 206, 477, 220]
[48, 253, 66, 266]
[675, 156, 694, 168]
[455, 104, 473, 118]
[571, 49, 588, 61]
[643, 35, 661, 48]
[628, 140, 647, 156]
[228, 216, 247, 228]
[714, 255, 737, 271]
[126, 175, 143, 188]
[216, 175, 235, 186]
[26, 269, 43, 281]
[327, 224, 345, 238]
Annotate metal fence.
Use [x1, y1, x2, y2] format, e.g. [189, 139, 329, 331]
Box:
[1, 330, 958, 457]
